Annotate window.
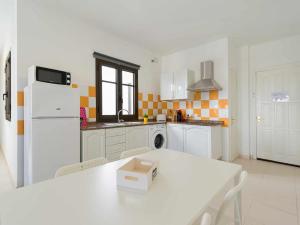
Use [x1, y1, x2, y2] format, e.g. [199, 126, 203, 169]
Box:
[94, 52, 140, 122]
[3, 51, 11, 121]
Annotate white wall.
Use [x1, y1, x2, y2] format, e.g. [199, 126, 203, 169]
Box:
[18, 0, 161, 93]
[161, 38, 229, 98]
[0, 0, 18, 186]
[237, 34, 300, 157]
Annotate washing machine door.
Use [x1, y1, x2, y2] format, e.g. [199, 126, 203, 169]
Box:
[152, 132, 165, 149]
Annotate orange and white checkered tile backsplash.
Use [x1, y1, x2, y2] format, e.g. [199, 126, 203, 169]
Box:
[138, 91, 229, 126]
[16, 86, 229, 135]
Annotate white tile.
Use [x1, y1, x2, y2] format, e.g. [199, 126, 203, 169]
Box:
[79, 86, 88, 96]
[138, 101, 142, 109]
[148, 101, 153, 109]
[186, 109, 193, 117]
[219, 109, 228, 118]
[201, 92, 209, 100]
[209, 100, 218, 108]
[17, 107, 24, 120]
[167, 102, 173, 109]
[158, 102, 162, 109]
[201, 109, 209, 117]
[193, 101, 201, 108]
[88, 97, 96, 108]
[179, 101, 186, 109]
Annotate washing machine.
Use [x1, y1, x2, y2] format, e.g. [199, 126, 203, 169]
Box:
[149, 124, 167, 150]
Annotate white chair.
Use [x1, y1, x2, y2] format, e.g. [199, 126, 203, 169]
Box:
[210, 170, 248, 225]
[120, 147, 151, 159]
[200, 213, 212, 225]
[55, 157, 108, 177]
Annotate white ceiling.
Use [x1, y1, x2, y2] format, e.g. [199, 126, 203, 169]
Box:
[2, 0, 300, 55]
[36, 0, 300, 54]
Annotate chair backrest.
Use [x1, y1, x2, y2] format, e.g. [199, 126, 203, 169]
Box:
[120, 147, 151, 159]
[215, 170, 248, 225]
[55, 157, 108, 177]
[200, 213, 212, 225]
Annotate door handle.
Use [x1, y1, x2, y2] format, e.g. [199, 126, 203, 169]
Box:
[256, 116, 262, 122]
[2, 92, 7, 101]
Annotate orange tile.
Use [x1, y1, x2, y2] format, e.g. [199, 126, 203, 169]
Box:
[148, 109, 153, 116]
[17, 120, 24, 135]
[71, 83, 78, 88]
[89, 108, 96, 118]
[148, 93, 153, 101]
[17, 91, 24, 106]
[209, 90, 218, 100]
[157, 95, 161, 101]
[173, 101, 179, 110]
[88, 86, 96, 97]
[201, 100, 209, 109]
[80, 96, 89, 107]
[158, 109, 162, 114]
[162, 101, 167, 109]
[219, 118, 229, 127]
[138, 93, 143, 101]
[219, 99, 228, 109]
[153, 101, 158, 109]
[142, 101, 148, 109]
[138, 108, 143, 117]
[186, 101, 193, 109]
[193, 108, 201, 116]
[194, 92, 201, 100]
[209, 109, 219, 117]
[167, 109, 173, 117]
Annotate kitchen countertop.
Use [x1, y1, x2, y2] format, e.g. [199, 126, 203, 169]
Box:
[80, 120, 166, 130]
[81, 119, 224, 130]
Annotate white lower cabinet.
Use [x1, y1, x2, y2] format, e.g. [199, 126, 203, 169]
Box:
[81, 129, 105, 161]
[125, 126, 149, 150]
[105, 127, 125, 161]
[167, 124, 184, 151]
[167, 124, 222, 159]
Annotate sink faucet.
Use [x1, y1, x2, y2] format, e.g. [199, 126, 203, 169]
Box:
[117, 109, 129, 123]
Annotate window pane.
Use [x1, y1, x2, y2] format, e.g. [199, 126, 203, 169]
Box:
[122, 71, 134, 85]
[102, 66, 116, 82]
[102, 82, 116, 115]
[122, 85, 134, 115]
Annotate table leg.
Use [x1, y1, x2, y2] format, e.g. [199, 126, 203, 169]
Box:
[234, 174, 242, 225]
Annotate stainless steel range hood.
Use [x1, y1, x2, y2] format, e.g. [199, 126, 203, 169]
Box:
[187, 61, 222, 92]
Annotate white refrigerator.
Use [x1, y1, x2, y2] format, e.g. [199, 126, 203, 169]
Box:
[24, 82, 80, 185]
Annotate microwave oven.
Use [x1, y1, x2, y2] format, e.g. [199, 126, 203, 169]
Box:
[28, 66, 71, 85]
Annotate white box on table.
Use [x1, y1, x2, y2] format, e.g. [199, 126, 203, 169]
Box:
[117, 158, 158, 191]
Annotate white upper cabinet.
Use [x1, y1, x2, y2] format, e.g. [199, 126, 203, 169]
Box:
[161, 69, 195, 101]
[160, 72, 174, 100]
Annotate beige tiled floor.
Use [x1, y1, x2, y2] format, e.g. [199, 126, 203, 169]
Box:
[0, 150, 14, 194]
[233, 158, 300, 225]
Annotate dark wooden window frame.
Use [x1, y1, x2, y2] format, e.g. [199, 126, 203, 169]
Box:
[3, 51, 11, 121]
[95, 55, 139, 122]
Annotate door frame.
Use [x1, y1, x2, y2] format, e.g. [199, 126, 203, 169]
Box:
[249, 61, 300, 159]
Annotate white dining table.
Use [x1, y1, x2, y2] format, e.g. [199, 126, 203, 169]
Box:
[0, 149, 242, 225]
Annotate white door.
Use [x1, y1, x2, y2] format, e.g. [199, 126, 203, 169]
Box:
[160, 73, 174, 100]
[167, 124, 184, 151]
[184, 126, 210, 157]
[31, 82, 79, 118]
[256, 65, 300, 165]
[30, 118, 80, 184]
[125, 126, 149, 150]
[81, 130, 106, 161]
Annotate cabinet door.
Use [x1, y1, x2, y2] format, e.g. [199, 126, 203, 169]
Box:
[174, 70, 195, 100]
[81, 130, 105, 161]
[160, 73, 174, 100]
[184, 126, 211, 157]
[167, 124, 184, 151]
[125, 126, 149, 150]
